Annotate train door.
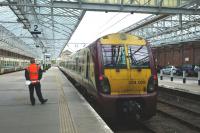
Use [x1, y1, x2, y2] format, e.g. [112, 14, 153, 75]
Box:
[0, 57, 2, 73]
[86, 51, 90, 80]
[85, 50, 96, 95]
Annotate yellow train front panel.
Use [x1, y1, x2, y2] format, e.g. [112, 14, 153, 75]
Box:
[101, 33, 151, 95]
[104, 68, 151, 95]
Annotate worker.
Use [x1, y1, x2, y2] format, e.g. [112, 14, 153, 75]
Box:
[25, 59, 48, 106]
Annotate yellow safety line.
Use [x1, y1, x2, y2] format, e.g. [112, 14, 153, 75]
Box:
[55, 72, 77, 133]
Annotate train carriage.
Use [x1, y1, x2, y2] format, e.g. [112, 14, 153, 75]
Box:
[0, 56, 30, 74]
[60, 33, 158, 120]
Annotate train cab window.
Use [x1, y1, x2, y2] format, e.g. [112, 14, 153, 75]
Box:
[102, 45, 126, 68]
[128, 45, 150, 68]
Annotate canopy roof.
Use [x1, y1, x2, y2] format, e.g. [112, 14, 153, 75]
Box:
[0, 0, 199, 58]
[0, 0, 85, 58]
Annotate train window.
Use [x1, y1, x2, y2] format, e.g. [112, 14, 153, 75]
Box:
[86, 52, 90, 79]
[75, 57, 79, 72]
[78, 58, 81, 73]
[128, 45, 150, 68]
[102, 45, 126, 68]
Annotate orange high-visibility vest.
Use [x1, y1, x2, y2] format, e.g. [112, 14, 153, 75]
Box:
[26, 64, 40, 81]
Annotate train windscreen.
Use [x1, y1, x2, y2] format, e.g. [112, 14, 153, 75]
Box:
[128, 45, 150, 68]
[102, 45, 127, 68]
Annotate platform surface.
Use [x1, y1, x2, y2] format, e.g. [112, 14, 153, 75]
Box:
[0, 67, 112, 133]
[158, 75, 200, 95]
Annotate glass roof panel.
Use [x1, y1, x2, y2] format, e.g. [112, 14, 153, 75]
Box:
[1, 0, 197, 59]
[0, 0, 85, 58]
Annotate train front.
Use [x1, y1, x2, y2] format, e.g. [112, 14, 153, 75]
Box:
[96, 33, 158, 120]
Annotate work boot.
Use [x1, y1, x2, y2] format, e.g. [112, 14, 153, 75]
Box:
[41, 99, 48, 104]
[31, 100, 35, 106]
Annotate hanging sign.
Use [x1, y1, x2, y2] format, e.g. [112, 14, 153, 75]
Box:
[30, 24, 41, 34]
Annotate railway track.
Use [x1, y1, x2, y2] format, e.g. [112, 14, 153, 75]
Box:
[105, 118, 155, 133]
[157, 101, 200, 131]
[158, 87, 200, 114]
[112, 100, 200, 133]
[103, 87, 200, 133]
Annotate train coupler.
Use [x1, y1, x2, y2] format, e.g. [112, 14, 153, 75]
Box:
[117, 100, 142, 120]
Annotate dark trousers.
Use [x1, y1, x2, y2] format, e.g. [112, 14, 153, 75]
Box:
[29, 82, 44, 104]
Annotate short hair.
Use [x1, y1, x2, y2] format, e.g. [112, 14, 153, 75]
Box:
[30, 59, 35, 64]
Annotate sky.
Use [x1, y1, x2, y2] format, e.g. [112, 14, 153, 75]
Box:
[64, 11, 150, 52]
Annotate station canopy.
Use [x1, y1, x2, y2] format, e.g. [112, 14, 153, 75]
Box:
[0, 0, 199, 59]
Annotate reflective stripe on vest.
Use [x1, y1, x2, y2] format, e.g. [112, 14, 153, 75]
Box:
[26, 64, 40, 81]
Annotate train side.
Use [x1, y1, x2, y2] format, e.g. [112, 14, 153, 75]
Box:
[60, 46, 97, 96]
[60, 33, 158, 120]
[0, 56, 30, 74]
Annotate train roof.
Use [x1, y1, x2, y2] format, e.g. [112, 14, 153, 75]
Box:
[99, 33, 147, 45]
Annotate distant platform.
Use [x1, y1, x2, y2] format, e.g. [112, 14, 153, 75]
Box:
[158, 76, 200, 95]
[0, 67, 112, 133]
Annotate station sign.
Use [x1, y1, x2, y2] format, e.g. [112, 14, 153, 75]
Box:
[45, 53, 51, 58]
[30, 24, 41, 34]
[185, 57, 189, 62]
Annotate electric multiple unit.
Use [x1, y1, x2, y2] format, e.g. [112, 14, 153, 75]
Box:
[60, 33, 158, 120]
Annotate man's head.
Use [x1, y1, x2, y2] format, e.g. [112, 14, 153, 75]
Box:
[30, 59, 35, 64]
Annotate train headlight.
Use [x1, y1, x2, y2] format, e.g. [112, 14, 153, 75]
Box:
[147, 76, 155, 93]
[100, 76, 111, 94]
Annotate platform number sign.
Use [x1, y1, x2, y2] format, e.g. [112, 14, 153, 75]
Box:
[30, 24, 41, 34]
[34, 25, 38, 31]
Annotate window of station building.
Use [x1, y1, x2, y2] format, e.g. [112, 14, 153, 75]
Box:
[102, 45, 126, 68]
[128, 45, 150, 68]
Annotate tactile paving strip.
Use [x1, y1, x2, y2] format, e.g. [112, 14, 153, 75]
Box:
[56, 74, 77, 133]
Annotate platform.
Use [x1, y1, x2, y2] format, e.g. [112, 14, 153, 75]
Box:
[158, 75, 200, 95]
[0, 67, 112, 133]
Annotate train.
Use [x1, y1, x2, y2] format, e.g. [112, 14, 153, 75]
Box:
[59, 33, 158, 120]
[0, 56, 30, 74]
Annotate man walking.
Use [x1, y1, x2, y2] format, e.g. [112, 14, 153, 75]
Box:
[25, 59, 48, 105]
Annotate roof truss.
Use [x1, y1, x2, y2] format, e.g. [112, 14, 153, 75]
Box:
[0, 0, 199, 58]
